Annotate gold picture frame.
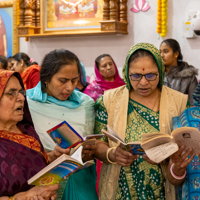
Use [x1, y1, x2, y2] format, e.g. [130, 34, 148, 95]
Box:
[0, 0, 19, 56]
[42, 0, 104, 34]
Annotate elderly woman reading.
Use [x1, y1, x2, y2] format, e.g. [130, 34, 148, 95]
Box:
[0, 70, 69, 200]
[93, 43, 194, 200]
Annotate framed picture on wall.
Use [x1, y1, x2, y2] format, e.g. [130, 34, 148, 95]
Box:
[0, 1, 18, 57]
[42, 0, 103, 34]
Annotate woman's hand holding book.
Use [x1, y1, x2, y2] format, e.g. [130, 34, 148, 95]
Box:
[82, 143, 97, 162]
[109, 147, 138, 167]
[170, 145, 195, 177]
[47, 145, 71, 163]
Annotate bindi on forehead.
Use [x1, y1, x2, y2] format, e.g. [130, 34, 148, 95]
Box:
[143, 68, 145, 71]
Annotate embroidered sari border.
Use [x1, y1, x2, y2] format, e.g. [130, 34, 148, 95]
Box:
[0, 130, 48, 162]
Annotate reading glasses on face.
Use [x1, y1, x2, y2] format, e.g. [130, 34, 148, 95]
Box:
[129, 73, 158, 81]
[3, 89, 26, 98]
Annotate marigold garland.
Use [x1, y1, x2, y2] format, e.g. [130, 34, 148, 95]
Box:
[157, 0, 168, 37]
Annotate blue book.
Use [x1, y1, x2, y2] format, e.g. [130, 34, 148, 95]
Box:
[47, 121, 104, 149]
[28, 146, 94, 186]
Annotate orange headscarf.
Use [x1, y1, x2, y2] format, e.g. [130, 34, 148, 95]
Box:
[0, 70, 47, 162]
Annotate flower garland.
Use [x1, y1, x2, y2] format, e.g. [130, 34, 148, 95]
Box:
[157, 0, 168, 37]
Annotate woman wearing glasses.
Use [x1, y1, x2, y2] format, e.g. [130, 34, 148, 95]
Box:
[0, 70, 71, 199]
[159, 39, 198, 105]
[93, 43, 193, 200]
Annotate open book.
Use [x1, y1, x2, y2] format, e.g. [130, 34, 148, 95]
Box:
[101, 125, 145, 155]
[47, 121, 103, 149]
[141, 127, 200, 163]
[28, 146, 94, 186]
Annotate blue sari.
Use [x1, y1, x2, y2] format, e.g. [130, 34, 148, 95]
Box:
[172, 83, 200, 200]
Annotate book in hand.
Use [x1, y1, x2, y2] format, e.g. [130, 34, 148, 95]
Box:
[141, 127, 200, 163]
[101, 125, 145, 155]
[47, 121, 103, 149]
[28, 146, 94, 186]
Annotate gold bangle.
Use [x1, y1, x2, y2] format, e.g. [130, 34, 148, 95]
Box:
[9, 196, 15, 200]
[106, 147, 117, 164]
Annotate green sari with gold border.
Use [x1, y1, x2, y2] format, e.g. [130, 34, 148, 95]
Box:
[95, 96, 165, 200]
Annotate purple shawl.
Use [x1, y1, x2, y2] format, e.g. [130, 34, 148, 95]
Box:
[0, 70, 47, 196]
[84, 61, 125, 101]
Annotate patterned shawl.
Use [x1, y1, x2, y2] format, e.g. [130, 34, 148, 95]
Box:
[122, 42, 165, 90]
[84, 60, 125, 101]
[0, 70, 47, 196]
[172, 82, 200, 200]
[193, 82, 200, 107]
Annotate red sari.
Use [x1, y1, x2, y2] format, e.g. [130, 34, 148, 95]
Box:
[21, 65, 41, 90]
[0, 70, 47, 196]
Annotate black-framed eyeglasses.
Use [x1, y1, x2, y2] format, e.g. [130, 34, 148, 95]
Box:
[129, 73, 159, 81]
[3, 89, 26, 98]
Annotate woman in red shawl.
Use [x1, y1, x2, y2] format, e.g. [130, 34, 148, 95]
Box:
[10, 53, 40, 90]
[84, 54, 125, 101]
[0, 70, 69, 199]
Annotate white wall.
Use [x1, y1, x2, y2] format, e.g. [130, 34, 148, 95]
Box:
[3, 0, 200, 78]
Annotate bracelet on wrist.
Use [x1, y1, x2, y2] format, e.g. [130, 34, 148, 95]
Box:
[106, 147, 117, 164]
[9, 196, 15, 200]
[170, 163, 186, 180]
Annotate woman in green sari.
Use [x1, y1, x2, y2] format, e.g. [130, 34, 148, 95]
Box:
[93, 43, 191, 200]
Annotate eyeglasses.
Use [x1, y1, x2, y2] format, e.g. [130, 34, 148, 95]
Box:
[3, 89, 26, 98]
[129, 73, 159, 81]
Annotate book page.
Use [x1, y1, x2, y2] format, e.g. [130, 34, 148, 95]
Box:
[107, 125, 124, 143]
[141, 132, 170, 142]
[102, 129, 125, 146]
[84, 134, 104, 140]
[141, 136, 172, 150]
[71, 146, 83, 164]
[144, 141, 179, 163]
[172, 127, 200, 155]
